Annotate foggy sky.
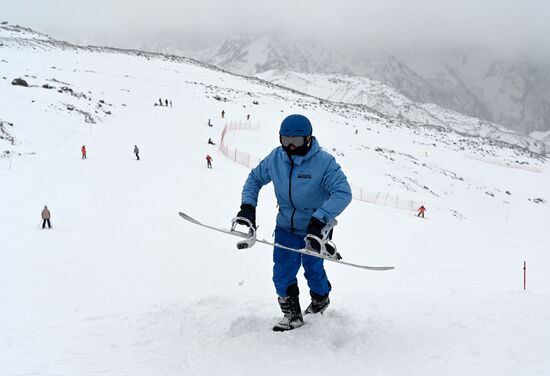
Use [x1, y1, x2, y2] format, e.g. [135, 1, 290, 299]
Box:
[1, 0, 549, 53]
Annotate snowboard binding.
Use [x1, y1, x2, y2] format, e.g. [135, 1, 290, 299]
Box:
[305, 220, 342, 260]
[230, 216, 257, 249]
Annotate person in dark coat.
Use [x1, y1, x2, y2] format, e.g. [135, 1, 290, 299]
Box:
[134, 145, 140, 160]
[41, 205, 51, 229]
[221, 110, 225, 118]
[208, 138, 215, 145]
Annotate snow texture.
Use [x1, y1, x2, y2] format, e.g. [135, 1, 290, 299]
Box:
[1, 24, 549, 376]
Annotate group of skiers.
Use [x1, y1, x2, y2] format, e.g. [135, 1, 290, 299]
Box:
[204, 111, 252, 168]
[156, 98, 173, 107]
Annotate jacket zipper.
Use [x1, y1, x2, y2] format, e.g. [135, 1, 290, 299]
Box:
[288, 157, 296, 233]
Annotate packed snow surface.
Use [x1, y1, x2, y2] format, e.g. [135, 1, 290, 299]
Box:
[1, 25, 549, 376]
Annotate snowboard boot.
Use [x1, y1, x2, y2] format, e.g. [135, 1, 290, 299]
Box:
[304, 291, 330, 315]
[272, 295, 304, 332]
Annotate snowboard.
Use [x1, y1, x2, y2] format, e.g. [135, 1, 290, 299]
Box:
[178, 212, 395, 271]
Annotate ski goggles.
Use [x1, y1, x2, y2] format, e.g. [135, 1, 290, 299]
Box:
[280, 135, 306, 148]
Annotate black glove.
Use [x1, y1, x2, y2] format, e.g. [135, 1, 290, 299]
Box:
[306, 217, 325, 252]
[236, 203, 256, 228]
[306, 217, 340, 259]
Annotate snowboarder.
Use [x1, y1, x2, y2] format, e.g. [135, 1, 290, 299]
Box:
[41, 205, 51, 229]
[247, 114, 250, 121]
[208, 138, 215, 145]
[235, 114, 352, 331]
[221, 110, 225, 118]
[417, 205, 426, 218]
[134, 145, 140, 160]
[206, 154, 213, 168]
[81, 145, 87, 159]
[208, 119, 212, 127]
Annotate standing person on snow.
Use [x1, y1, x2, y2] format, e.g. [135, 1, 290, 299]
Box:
[206, 154, 213, 168]
[159, 98, 163, 106]
[134, 145, 140, 160]
[235, 114, 352, 332]
[81, 145, 87, 159]
[417, 205, 426, 218]
[221, 110, 225, 118]
[165, 99, 168, 107]
[41, 205, 51, 229]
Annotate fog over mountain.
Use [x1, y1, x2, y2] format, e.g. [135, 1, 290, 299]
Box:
[194, 33, 550, 134]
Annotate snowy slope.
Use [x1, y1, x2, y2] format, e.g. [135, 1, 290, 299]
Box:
[1, 24, 550, 376]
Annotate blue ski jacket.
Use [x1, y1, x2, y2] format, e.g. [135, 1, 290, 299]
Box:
[241, 138, 352, 236]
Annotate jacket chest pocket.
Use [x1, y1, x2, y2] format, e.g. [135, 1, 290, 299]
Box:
[293, 171, 323, 205]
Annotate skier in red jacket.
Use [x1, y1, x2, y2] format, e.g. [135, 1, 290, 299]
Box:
[81, 145, 87, 159]
[417, 205, 426, 218]
[206, 154, 213, 168]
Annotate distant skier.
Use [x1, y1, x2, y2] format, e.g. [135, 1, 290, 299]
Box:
[208, 119, 213, 127]
[81, 145, 87, 159]
[41, 205, 51, 229]
[235, 114, 352, 331]
[247, 114, 250, 120]
[159, 98, 163, 106]
[206, 154, 213, 168]
[208, 138, 215, 145]
[221, 110, 225, 118]
[169, 100, 173, 107]
[417, 205, 426, 218]
[165, 99, 168, 107]
[134, 145, 140, 160]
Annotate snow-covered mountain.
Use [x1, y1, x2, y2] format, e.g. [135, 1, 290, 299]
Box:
[2, 24, 549, 376]
[258, 69, 548, 156]
[196, 34, 550, 135]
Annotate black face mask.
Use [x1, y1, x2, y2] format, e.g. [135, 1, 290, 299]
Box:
[281, 135, 312, 156]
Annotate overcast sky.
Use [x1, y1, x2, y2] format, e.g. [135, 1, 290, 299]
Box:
[2, 0, 549, 53]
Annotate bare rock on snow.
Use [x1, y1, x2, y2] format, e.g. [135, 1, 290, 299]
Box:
[11, 78, 28, 87]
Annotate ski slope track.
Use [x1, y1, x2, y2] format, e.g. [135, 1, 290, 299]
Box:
[1, 24, 549, 376]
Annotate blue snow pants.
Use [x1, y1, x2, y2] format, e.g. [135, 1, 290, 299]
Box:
[273, 226, 331, 297]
